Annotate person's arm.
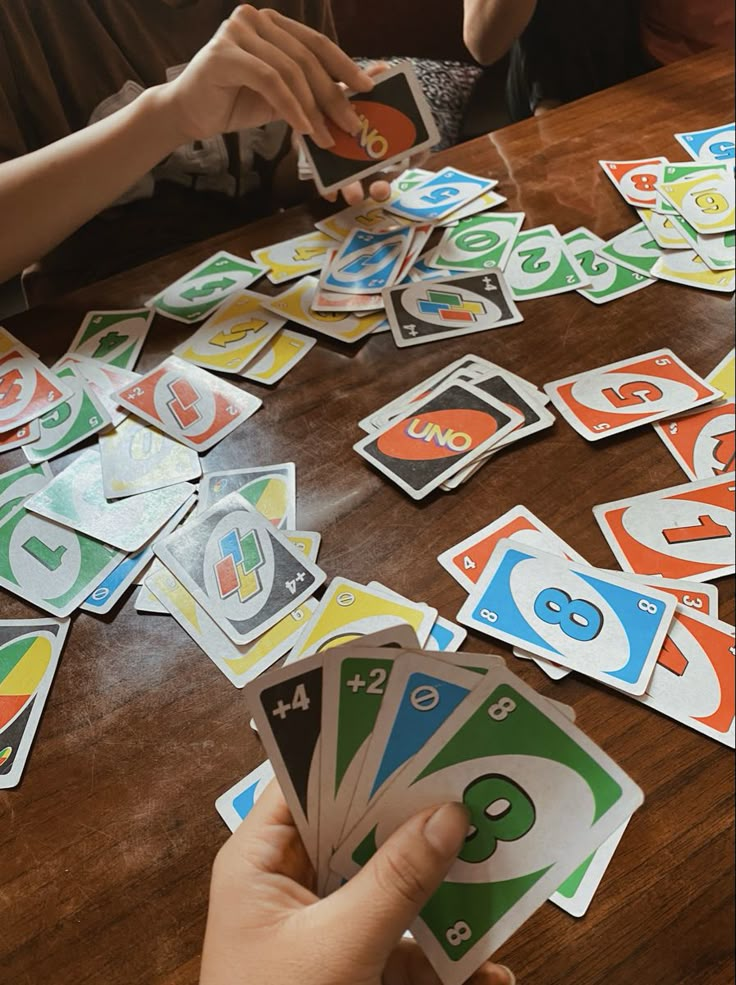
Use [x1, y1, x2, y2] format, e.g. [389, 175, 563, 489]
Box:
[0, 4, 375, 284]
[463, 0, 538, 65]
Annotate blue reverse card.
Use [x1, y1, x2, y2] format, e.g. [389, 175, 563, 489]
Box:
[324, 227, 413, 293]
[458, 539, 675, 695]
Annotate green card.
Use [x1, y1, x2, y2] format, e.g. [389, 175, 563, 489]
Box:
[24, 364, 111, 464]
[564, 227, 653, 304]
[429, 213, 525, 272]
[598, 222, 664, 276]
[68, 309, 152, 370]
[0, 462, 52, 524]
[147, 251, 267, 324]
[504, 224, 589, 300]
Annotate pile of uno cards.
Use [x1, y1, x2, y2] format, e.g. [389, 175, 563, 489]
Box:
[1, 63, 733, 979]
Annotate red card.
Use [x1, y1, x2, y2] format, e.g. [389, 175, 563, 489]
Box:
[0, 330, 71, 434]
[654, 398, 735, 480]
[599, 157, 668, 208]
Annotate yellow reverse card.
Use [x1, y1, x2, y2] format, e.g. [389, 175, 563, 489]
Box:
[240, 328, 316, 384]
[148, 566, 318, 688]
[286, 577, 437, 661]
[658, 170, 736, 235]
[262, 277, 387, 343]
[253, 231, 336, 285]
[174, 291, 286, 373]
[652, 250, 736, 293]
[708, 348, 736, 398]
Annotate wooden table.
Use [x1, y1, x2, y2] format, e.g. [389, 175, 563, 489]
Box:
[1, 50, 734, 985]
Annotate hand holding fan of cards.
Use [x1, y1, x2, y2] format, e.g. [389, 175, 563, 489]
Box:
[242, 635, 643, 985]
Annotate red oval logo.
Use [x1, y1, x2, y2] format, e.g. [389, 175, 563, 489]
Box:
[328, 102, 417, 163]
[377, 409, 500, 461]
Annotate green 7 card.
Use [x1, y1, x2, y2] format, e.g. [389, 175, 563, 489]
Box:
[428, 213, 525, 273]
[67, 309, 153, 370]
[563, 228, 654, 305]
[0, 501, 125, 616]
[113, 356, 262, 452]
[0, 461, 53, 524]
[24, 447, 196, 553]
[331, 667, 643, 985]
[154, 491, 325, 646]
[503, 225, 589, 300]
[147, 251, 267, 324]
[24, 363, 111, 464]
[0, 617, 70, 789]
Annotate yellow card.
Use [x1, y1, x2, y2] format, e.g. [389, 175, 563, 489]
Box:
[286, 531, 322, 562]
[262, 277, 386, 343]
[315, 200, 414, 241]
[148, 566, 318, 687]
[240, 328, 316, 384]
[652, 250, 736, 293]
[286, 577, 437, 661]
[658, 170, 736, 235]
[99, 417, 201, 499]
[637, 209, 689, 249]
[708, 348, 736, 399]
[253, 231, 335, 285]
[174, 291, 286, 373]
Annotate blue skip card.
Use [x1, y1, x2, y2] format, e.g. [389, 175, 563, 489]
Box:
[387, 167, 495, 222]
[215, 760, 274, 832]
[457, 539, 676, 695]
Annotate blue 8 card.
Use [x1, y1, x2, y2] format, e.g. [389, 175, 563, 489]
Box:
[457, 539, 676, 695]
[332, 668, 643, 985]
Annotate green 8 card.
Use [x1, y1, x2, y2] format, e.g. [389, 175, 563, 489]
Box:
[337, 670, 642, 985]
[504, 225, 589, 300]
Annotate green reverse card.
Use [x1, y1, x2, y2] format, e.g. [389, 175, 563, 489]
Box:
[147, 252, 266, 324]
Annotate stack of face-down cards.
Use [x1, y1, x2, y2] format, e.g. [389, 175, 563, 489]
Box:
[225, 627, 643, 984]
[440, 504, 733, 749]
[354, 353, 555, 498]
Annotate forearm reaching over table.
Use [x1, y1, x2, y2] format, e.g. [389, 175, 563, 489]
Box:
[463, 0, 537, 65]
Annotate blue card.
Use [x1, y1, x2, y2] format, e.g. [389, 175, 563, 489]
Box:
[387, 168, 495, 222]
[215, 760, 274, 832]
[425, 616, 467, 652]
[457, 538, 676, 695]
[675, 123, 735, 162]
[322, 227, 413, 294]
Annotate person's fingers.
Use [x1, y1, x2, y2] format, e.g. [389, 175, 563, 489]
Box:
[364, 61, 391, 79]
[384, 941, 516, 985]
[318, 803, 469, 963]
[368, 179, 392, 202]
[217, 45, 314, 136]
[341, 181, 367, 206]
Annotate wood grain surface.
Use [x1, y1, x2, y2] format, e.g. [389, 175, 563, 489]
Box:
[1, 49, 734, 985]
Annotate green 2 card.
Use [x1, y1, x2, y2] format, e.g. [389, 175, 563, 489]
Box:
[504, 225, 589, 300]
[332, 668, 642, 985]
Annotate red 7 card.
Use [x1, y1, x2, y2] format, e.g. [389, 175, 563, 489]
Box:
[638, 606, 735, 747]
[114, 356, 261, 452]
[654, 398, 735, 480]
[594, 474, 735, 582]
[599, 157, 669, 208]
[545, 348, 720, 441]
[0, 328, 72, 434]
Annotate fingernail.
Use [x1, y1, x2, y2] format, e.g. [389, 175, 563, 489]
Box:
[423, 803, 470, 857]
[497, 966, 516, 985]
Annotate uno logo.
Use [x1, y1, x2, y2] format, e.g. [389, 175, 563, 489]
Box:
[327, 102, 416, 162]
[377, 409, 499, 461]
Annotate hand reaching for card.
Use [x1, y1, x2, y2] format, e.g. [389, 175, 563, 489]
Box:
[165, 5, 375, 148]
[200, 782, 515, 985]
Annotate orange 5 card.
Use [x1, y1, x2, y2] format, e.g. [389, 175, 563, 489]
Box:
[637, 606, 735, 747]
[544, 348, 720, 441]
[654, 398, 735, 480]
[594, 474, 735, 582]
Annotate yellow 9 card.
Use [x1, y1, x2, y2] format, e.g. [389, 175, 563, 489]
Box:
[658, 170, 735, 235]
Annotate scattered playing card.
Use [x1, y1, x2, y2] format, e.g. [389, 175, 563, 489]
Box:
[147, 251, 266, 323]
[563, 228, 654, 304]
[503, 225, 589, 300]
[427, 213, 525, 272]
[173, 291, 286, 373]
[598, 223, 665, 277]
[0, 328, 72, 435]
[599, 157, 669, 209]
[658, 169, 735, 235]
[651, 251, 735, 293]
[67, 309, 153, 370]
[675, 122, 735, 162]
[239, 329, 316, 385]
[99, 417, 202, 499]
[199, 464, 296, 529]
[544, 349, 721, 441]
[114, 356, 262, 451]
[320, 226, 413, 295]
[252, 230, 336, 284]
[262, 276, 386, 343]
[654, 398, 735, 479]
[387, 167, 496, 223]
[383, 271, 523, 348]
[0, 419, 40, 454]
[707, 348, 735, 398]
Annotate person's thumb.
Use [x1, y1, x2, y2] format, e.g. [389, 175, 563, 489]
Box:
[319, 803, 469, 964]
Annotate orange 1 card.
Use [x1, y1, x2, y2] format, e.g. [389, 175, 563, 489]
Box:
[599, 157, 669, 209]
[594, 474, 735, 582]
[637, 606, 735, 747]
[437, 505, 587, 592]
[544, 348, 721, 441]
[113, 356, 262, 452]
[654, 398, 735, 480]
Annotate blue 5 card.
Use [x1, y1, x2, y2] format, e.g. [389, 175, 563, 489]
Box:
[387, 168, 495, 222]
[457, 539, 676, 695]
[321, 227, 413, 294]
[215, 760, 275, 832]
[675, 123, 735, 162]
